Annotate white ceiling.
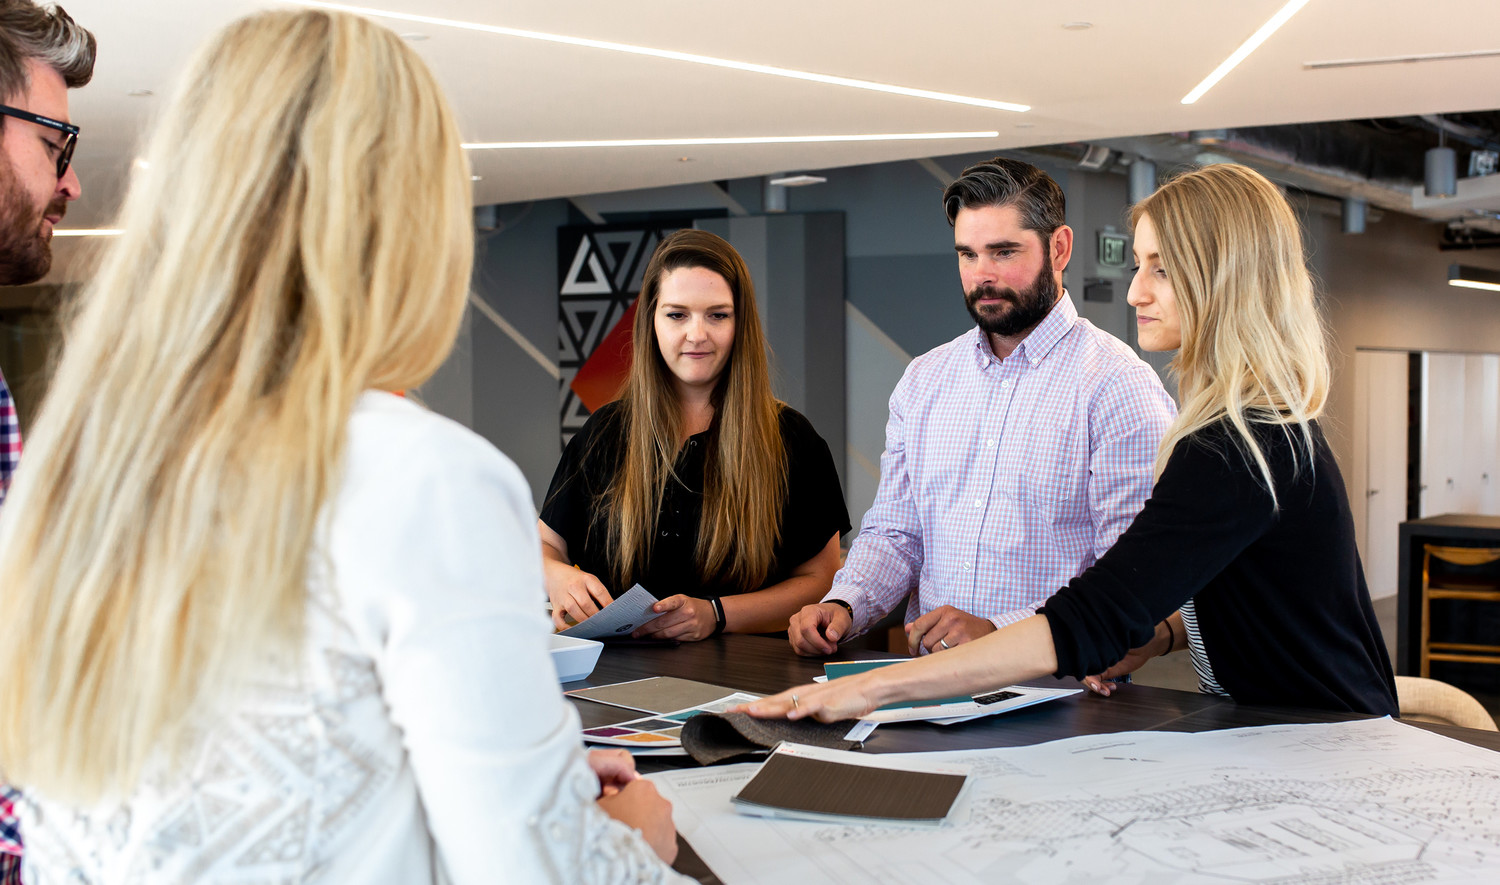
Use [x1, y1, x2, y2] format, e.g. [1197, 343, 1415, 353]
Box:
[46, 0, 1500, 238]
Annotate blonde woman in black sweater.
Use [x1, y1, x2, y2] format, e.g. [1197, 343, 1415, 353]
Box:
[745, 164, 1397, 720]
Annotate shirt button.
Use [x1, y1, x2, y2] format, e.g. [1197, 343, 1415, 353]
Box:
[1001, 380, 1011, 389]
[973, 500, 983, 508]
[987, 439, 996, 447]
[962, 561, 972, 571]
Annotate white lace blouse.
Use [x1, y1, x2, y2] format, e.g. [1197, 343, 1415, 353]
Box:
[21, 392, 689, 884]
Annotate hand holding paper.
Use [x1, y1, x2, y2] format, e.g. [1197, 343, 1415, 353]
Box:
[631, 594, 717, 641]
[544, 559, 613, 630]
[558, 584, 666, 640]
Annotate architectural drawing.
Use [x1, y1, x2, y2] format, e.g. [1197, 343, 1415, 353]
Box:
[651, 717, 1500, 883]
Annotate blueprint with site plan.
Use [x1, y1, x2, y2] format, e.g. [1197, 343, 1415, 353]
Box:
[650, 717, 1500, 884]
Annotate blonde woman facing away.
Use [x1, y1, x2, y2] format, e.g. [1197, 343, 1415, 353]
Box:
[540, 230, 850, 640]
[744, 164, 1397, 722]
[0, 10, 687, 884]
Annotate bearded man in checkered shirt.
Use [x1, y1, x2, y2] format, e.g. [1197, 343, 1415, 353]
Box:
[0, 2, 97, 881]
[790, 157, 1177, 658]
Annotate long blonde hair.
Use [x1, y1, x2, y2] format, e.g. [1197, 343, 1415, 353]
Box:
[0, 9, 473, 802]
[1132, 163, 1329, 501]
[605, 229, 786, 592]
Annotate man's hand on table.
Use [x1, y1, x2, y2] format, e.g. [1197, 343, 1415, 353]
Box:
[788, 601, 853, 656]
[905, 605, 996, 655]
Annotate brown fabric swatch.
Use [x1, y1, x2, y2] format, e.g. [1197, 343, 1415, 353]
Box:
[733, 752, 966, 823]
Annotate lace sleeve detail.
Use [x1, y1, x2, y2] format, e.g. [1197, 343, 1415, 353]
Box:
[527, 748, 693, 884]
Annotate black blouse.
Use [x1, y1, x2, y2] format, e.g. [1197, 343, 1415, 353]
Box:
[540, 401, 851, 600]
[1039, 420, 1398, 716]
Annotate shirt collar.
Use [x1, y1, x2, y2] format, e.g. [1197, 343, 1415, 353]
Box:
[970, 290, 1078, 369]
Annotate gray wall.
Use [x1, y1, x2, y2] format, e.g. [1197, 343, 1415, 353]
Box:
[425, 150, 1500, 536]
[421, 151, 1162, 521]
[700, 213, 847, 490]
[1307, 207, 1500, 479]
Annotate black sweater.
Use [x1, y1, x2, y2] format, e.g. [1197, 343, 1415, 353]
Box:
[540, 401, 851, 600]
[1039, 420, 1398, 716]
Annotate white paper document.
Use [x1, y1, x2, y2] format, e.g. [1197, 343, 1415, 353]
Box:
[814, 677, 1080, 726]
[874, 684, 1082, 725]
[650, 717, 1500, 884]
[558, 583, 664, 639]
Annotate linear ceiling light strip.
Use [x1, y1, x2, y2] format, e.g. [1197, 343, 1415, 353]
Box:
[1181, 0, 1311, 105]
[299, 2, 1027, 112]
[464, 132, 1000, 150]
[1305, 48, 1500, 70]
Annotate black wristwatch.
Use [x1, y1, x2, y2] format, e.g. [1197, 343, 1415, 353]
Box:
[707, 596, 727, 636]
[827, 598, 854, 620]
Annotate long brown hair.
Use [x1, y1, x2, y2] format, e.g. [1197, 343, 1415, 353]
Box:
[604, 229, 786, 591]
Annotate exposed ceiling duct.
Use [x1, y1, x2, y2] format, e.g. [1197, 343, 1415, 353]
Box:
[1079, 111, 1500, 246]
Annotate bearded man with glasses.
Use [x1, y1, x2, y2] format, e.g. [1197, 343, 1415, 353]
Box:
[0, 2, 94, 881]
[0, 0, 91, 497]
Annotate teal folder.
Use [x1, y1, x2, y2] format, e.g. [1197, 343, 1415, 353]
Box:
[823, 659, 972, 710]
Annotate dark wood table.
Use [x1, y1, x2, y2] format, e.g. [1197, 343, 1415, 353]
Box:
[1396, 513, 1500, 675]
[569, 634, 1500, 883]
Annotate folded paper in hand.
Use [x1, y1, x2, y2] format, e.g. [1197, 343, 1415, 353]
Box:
[558, 584, 664, 640]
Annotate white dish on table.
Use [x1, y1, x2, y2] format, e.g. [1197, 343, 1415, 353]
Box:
[548, 634, 604, 683]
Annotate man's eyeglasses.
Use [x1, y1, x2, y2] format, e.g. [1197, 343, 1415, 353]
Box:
[0, 105, 78, 179]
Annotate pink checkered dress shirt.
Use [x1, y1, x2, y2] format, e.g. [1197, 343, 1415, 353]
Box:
[1, 369, 22, 884]
[0, 366, 18, 506]
[830, 295, 1176, 635]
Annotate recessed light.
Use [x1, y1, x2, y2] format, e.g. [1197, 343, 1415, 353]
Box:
[300, 2, 1029, 112]
[127, 89, 153, 97]
[470, 174, 482, 181]
[400, 32, 429, 41]
[1061, 22, 1093, 30]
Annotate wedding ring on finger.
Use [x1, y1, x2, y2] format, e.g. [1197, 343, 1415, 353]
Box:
[939, 638, 951, 650]
[791, 694, 800, 709]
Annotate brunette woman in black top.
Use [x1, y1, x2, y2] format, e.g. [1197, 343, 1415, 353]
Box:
[743, 164, 1397, 718]
[540, 230, 850, 641]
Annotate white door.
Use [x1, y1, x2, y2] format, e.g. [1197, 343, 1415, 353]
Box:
[1355, 351, 1408, 600]
[1421, 353, 1468, 517]
[1472, 355, 1500, 514]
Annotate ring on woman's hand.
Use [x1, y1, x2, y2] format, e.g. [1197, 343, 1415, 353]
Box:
[791, 694, 800, 709]
[939, 638, 951, 650]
